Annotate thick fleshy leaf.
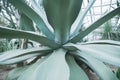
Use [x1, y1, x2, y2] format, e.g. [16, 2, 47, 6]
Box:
[71, 6, 120, 43]
[64, 42, 120, 66]
[4, 66, 28, 80]
[74, 51, 118, 80]
[63, 43, 78, 51]
[0, 47, 51, 62]
[30, 0, 47, 20]
[0, 53, 40, 65]
[9, 0, 54, 40]
[16, 55, 50, 80]
[0, 26, 59, 48]
[82, 40, 120, 46]
[30, 0, 46, 18]
[79, 44, 120, 66]
[18, 49, 70, 80]
[66, 54, 89, 80]
[43, 0, 83, 43]
[30, 0, 54, 33]
[71, 0, 95, 37]
[20, 13, 35, 31]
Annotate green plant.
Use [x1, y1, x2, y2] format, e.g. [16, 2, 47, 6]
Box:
[117, 68, 120, 80]
[0, 39, 11, 52]
[101, 20, 120, 41]
[0, 0, 120, 80]
[101, 1, 120, 41]
[101, 20, 113, 40]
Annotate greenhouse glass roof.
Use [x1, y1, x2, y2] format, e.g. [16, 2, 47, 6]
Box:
[82, 0, 118, 26]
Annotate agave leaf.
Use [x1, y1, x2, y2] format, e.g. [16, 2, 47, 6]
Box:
[63, 43, 78, 51]
[0, 26, 59, 48]
[30, 0, 54, 33]
[0, 53, 40, 65]
[4, 66, 28, 80]
[13, 55, 50, 80]
[30, 0, 47, 20]
[74, 51, 118, 80]
[82, 40, 120, 46]
[17, 54, 50, 79]
[71, 0, 95, 37]
[30, 0, 45, 18]
[71, 6, 120, 43]
[0, 47, 51, 62]
[20, 13, 35, 31]
[43, 0, 83, 43]
[79, 44, 120, 66]
[64, 42, 120, 66]
[66, 54, 89, 80]
[9, 0, 54, 40]
[18, 49, 69, 80]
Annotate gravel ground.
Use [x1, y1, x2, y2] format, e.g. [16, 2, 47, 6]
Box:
[0, 69, 9, 80]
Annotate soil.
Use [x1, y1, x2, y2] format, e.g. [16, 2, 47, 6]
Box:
[0, 69, 9, 80]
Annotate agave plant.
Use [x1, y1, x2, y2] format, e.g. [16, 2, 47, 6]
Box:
[0, 0, 120, 80]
